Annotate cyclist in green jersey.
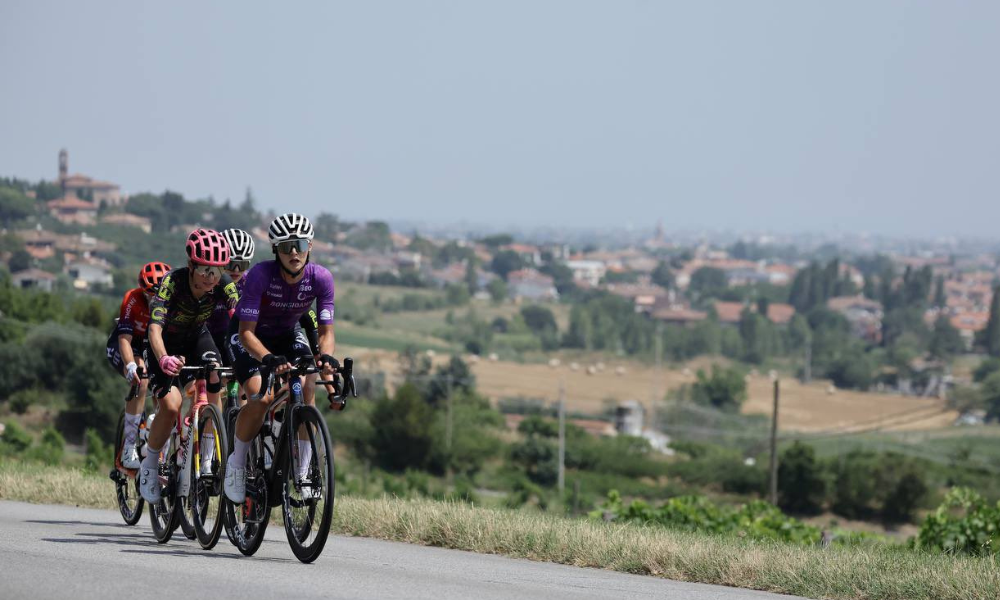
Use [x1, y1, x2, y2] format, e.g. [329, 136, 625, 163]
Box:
[138, 229, 239, 503]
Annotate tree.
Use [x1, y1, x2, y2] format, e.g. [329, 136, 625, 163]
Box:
[929, 314, 965, 359]
[979, 287, 1000, 357]
[370, 384, 434, 471]
[691, 365, 747, 412]
[487, 278, 507, 303]
[973, 357, 1000, 383]
[981, 371, 1000, 422]
[651, 260, 674, 289]
[933, 276, 946, 308]
[478, 234, 513, 249]
[8, 249, 32, 272]
[688, 267, 727, 300]
[0, 187, 35, 225]
[314, 212, 340, 241]
[827, 353, 873, 390]
[490, 250, 524, 280]
[520, 305, 557, 335]
[464, 259, 479, 294]
[778, 442, 826, 515]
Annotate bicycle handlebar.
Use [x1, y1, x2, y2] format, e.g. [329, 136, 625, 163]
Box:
[255, 356, 357, 409]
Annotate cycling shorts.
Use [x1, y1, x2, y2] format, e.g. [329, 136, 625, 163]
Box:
[105, 335, 145, 379]
[231, 328, 313, 385]
[144, 328, 223, 398]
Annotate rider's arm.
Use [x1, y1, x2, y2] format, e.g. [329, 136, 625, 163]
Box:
[118, 332, 136, 365]
[317, 323, 334, 357]
[147, 272, 174, 362]
[117, 291, 138, 365]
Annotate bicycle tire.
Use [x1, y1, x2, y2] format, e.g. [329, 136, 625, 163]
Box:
[148, 438, 180, 543]
[222, 411, 271, 556]
[192, 404, 226, 550]
[113, 409, 144, 526]
[282, 405, 335, 564]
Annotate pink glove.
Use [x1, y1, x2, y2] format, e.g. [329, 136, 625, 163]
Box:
[159, 355, 183, 376]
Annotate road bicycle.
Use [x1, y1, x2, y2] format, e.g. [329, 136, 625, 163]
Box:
[109, 371, 150, 526]
[223, 356, 356, 563]
[147, 363, 230, 549]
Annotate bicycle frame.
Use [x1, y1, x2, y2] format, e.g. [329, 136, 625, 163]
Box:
[173, 365, 232, 491]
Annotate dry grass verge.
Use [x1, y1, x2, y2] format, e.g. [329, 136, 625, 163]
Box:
[2, 459, 997, 600]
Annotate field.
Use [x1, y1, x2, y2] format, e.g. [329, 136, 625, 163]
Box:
[332, 340, 959, 433]
[333, 291, 960, 434]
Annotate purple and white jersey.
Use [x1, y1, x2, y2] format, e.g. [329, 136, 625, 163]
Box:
[236, 261, 334, 338]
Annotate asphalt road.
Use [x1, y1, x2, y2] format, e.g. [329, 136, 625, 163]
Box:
[0, 501, 804, 600]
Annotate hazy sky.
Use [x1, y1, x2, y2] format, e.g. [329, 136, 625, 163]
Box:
[2, 1, 998, 237]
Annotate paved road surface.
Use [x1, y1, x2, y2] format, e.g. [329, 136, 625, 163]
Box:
[0, 501, 804, 600]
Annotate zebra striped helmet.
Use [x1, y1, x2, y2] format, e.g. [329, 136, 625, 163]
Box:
[268, 213, 314, 244]
[222, 228, 255, 260]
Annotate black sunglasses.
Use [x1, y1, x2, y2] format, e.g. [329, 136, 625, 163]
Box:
[275, 239, 309, 255]
[226, 259, 251, 272]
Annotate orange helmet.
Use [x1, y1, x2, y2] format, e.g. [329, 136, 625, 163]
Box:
[138, 261, 171, 293]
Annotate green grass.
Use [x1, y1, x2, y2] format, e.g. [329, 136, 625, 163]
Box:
[2, 458, 998, 600]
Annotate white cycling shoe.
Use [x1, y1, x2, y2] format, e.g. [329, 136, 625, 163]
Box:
[121, 446, 141, 470]
[139, 466, 161, 503]
[224, 455, 246, 503]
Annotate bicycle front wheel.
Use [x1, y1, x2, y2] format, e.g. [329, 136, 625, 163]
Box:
[282, 405, 335, 564]
[112, 409, 144, 526]
[222, 414, 271, 556]
[192, 404, 226, 550]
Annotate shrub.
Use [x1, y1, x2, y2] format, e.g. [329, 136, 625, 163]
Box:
[594, 490, 821, 545]
[0, 421, 32, 454]
[691, 365, 747, 412]
[915, 487, 1000, 555]
[778, 442, 826, 515]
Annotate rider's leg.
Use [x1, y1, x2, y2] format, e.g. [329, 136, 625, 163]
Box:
[231, 374, 267, 465]
[297, 373, 319, 479]
[141, 386, 182, 470]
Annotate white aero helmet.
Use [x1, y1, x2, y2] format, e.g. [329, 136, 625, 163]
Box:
[268, 212, 314, 244]
[222, 228, 255, 260]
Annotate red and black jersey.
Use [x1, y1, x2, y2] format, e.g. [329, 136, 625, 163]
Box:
[115, 287, 151, 343]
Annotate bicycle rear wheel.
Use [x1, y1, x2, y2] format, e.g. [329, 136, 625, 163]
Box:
[282, 405, 335, 564]
[112, 409, 144, 526]
[222, 419, 271, 556]
[148, 437, 180, 543]
[192, 404, 226, 550]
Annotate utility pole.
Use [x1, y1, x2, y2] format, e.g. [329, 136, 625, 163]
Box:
[651, 321, 662, 430]
[446, 373, 453, 486]
[768, 378, 780, 505]
[558, 379, 565, 498]
[804, 342, 812, 383]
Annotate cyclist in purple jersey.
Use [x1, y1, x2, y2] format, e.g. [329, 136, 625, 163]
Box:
[224, 213, 337, 503]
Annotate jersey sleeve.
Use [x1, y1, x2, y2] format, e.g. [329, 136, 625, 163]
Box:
[236, 265, 265, 323]
[117, 290, 137, 336]
[315, 267, 335, 325]
[149, 272, 176, 329]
